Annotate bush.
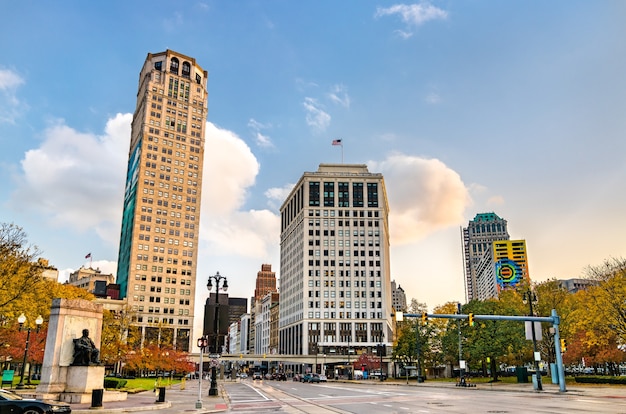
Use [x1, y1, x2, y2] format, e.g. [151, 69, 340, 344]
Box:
[104, 377, 128, 389]
[574, 376, 626, 385]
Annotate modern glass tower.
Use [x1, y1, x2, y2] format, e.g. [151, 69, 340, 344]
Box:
[279, 164, 393, 359]
[116, 50, 208, 351]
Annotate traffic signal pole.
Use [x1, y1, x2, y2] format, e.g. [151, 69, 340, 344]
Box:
[399, 309, 567, 393]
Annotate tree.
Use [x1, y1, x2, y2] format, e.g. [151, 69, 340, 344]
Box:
[584, 258, 626, 346]
[0, 223, 44, 316]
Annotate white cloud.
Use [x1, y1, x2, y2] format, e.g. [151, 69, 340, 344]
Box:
[370, 153, 472, 244]
[248, 118, 274, 148]
[199, 122, 280, 258]
[375, 3, 448, 25]
[425, 92, 442, 104]
[327, 84, 351, 108]
[0, 68, 27, 123]
[375, 3, 448, 38]
[11, 114, 130, 243]
[265, 183, 295, 210]
[303, 97, 331, 132]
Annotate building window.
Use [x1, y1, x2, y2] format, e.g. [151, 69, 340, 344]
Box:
[170, 57, 179, 74]
[353, 183, 363, 207]
[309, 182, 320, 206]
[367, 183, 378, 208]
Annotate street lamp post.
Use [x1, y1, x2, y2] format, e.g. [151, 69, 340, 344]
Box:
[523, 290, 543, 391]
[207, 272, 228, 397]
[17, 314, 43, 389]
[196, 336, 208, 409]
[378, 333, 385, 382]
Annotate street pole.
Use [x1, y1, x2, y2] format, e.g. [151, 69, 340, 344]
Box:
[196, 337, 206, 409]
[457, 302, 464, 381]
[525, 290, 543, 391]
[207, 272, 228, 397]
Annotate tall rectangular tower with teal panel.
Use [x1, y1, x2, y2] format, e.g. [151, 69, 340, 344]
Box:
[116, 50, 208, 351]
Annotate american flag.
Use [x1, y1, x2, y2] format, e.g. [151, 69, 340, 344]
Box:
[85, 253, 92, 259]
[332, 139, 342, 146]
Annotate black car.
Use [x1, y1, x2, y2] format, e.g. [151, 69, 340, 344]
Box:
[0, 389, 71, 413]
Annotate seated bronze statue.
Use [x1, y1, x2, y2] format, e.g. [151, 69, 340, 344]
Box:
[72, 329, 100, 366]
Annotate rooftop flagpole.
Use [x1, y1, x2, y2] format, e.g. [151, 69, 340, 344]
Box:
[332, 139, 343, 163]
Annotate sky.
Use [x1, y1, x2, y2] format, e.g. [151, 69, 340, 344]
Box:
[1, 1, 625, 333]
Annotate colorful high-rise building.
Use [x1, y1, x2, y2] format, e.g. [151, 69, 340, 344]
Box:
[279, 164, 393, 358]
[462, 212, 509, 302]
[475, 239, 530, 300]
[116, 50, 208, 351]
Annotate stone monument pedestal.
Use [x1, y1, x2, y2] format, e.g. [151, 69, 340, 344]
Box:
[35, 299, 126, 405]
[59, 365, 105, 403]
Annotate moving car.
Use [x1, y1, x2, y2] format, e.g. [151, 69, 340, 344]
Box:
[301, 373, 321, 383]
[0, 388, 71, 413]
[253, 372, 262, 380]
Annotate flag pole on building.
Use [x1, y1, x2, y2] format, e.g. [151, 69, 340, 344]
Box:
[85, 252, 92, 268]
[332, 139, 343, 163]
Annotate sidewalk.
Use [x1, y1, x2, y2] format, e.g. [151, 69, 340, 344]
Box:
[71, 379, 229, 414]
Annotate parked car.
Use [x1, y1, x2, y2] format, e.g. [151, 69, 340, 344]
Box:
[0, 388, 71, 413]
[318, 374, 327, 382]
[292, 374, 302, 382]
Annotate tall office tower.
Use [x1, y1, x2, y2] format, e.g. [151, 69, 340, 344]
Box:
[116, 50, 208, 352]
[462, 212, 509, 302]
[228, 297, 248, 326]
[279, 164, 392, 357]
[391, 280, 407, 312]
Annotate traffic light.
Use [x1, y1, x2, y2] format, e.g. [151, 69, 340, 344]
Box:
[468, 313, 475, 327]
[421, 312, 428, 324]
[560, 338, 567, 352]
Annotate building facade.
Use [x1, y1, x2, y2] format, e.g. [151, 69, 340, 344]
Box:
[67, 266, 115, 296]
[462, 212, 510, 302]
[279, 164, 393, 358]
[115, 50, 208, 351]
[391, 280, 407, 312]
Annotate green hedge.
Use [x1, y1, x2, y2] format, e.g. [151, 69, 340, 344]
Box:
[574, 376, 626, 385]
[104, 377, 128, 389]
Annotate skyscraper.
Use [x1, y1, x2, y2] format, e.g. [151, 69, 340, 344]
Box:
[254, 264, 278, 302]
[462, 212, 509, 302]
[279, 164, 393, 358]
[116, 50, 208, 351]
[474, 239, 530, 300]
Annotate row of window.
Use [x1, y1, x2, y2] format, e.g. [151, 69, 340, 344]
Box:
[308, 301, 383, 309]
[137, 316, 190, 326]
[134, 274, 192, 283]
[308, 250, 380, 257]
[308, 290, 382, 298]
[309, 182, 379, 208]
[308, 270, 382, 277]
[308, 260, 382, 267]
[307, 311, 383, 320]
[134, 260, 194, 270]
[310, 209, 380, 218]
[135, 252, 194, 262]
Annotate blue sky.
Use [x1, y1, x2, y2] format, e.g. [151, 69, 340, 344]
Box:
[1, 1, 625, 323]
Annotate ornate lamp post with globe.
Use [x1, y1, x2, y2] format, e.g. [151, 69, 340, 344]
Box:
[16, 313, 43, 389]
[207, 272, 228, 396]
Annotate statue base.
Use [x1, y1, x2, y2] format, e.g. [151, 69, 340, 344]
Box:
[58, 365, 105, 404]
